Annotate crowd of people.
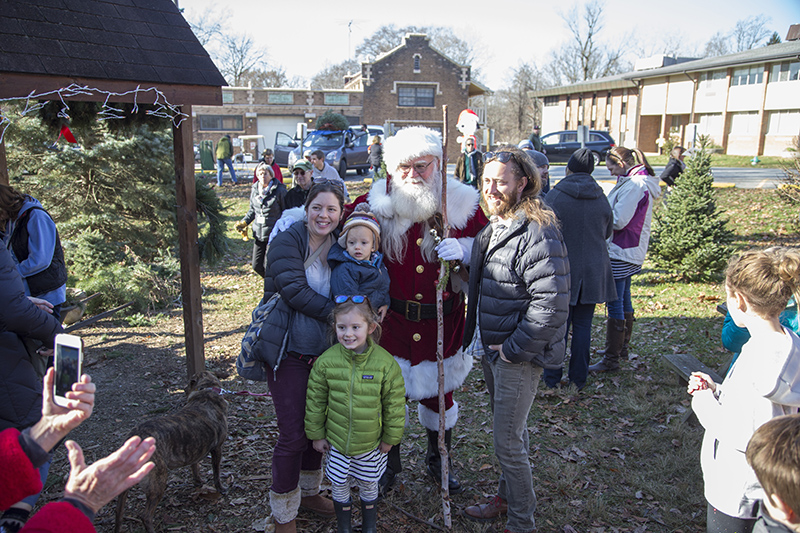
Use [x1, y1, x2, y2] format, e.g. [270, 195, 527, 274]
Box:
[3, 126, 800, 533]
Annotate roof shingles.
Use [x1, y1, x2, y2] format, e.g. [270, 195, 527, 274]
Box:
[1, 0, 226, 88]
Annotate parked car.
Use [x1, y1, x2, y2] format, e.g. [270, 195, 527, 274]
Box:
[276, 127, 381, 178]
[538, 130, 616, 165]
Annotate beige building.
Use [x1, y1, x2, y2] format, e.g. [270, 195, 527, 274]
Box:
[531, 36, 800, 157]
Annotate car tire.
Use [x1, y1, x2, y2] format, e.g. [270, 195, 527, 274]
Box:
[339, 159, 347, 179]
[591, 151, 600, 166]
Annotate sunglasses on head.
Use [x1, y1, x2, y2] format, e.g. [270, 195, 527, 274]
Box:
[484, 151, 515, 164]
[334, 295, 368, 304]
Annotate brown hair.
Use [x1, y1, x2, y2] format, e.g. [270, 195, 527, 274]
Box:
[304, 181, 346, 212]
[311, 150, 325, 161]
[328, 297, 382, 345]
[484, 146, 558, 228]
[0, 184, 28, 232]
[725, 247, 800, 319]
[606, 146, 655, 176]
[670, 146, 685, 159]
[746, 413, 800, 517]
[262, 148, 274, 157]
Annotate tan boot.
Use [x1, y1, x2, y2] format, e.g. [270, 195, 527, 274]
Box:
[273, 519, 296, 533]
[269, 487, 300, 532]
[589, 318, 625, 373]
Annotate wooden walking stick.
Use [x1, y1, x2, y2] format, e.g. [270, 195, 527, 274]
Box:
[435, 103, 452, 529]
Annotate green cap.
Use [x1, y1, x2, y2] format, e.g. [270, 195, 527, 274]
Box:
[293, 160, 312, 172]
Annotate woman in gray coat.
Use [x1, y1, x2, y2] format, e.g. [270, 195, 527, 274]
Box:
[543, 148, 616, 389]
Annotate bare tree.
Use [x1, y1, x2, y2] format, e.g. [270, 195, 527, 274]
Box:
[310, 60, 360, 89]
[238, 66, 305, 88]
[545, 1, 629, 86]
[487, 62, 548, 144]
[703, 31, 731, 57]
[218, 34, 267, 86]
[732, 14, 772, 52]
[184, 7, 223, 47]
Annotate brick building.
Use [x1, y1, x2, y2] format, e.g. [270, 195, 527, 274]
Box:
[192, 33, 489, 163]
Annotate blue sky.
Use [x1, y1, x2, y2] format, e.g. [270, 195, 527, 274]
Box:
[181, 0, 800, 90]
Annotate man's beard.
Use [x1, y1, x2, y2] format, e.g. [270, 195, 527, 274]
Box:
[486, 188, 520, 219]
[380, 169, 443, 263]
[391, 170, 442, 222]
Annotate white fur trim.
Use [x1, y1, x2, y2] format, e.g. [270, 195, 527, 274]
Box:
[393, 349, 472, 401]
[298, 469, 323, 495]
[367, 177, 479, 231]
[383, 127, 443, 175]
[418, 402, 459, 431]
[270, 486, 301, 524]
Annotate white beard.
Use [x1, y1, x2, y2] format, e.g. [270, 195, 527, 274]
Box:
[381, 170, 443, 264]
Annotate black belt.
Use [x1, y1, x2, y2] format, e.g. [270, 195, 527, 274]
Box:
[288, 352, 318, 365]
[389, 295, 461, 322]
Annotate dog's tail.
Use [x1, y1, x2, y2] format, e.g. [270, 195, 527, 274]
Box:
[114, 488, 129, 533]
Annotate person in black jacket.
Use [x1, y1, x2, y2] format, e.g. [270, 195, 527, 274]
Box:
[0, 237, 64, 530]
[660, 146, 686, 186]
[284, 160, 313, 210]
[463, 146, 570, 533]
[236, 162, 287, 278]
[543, 148, 616, 390]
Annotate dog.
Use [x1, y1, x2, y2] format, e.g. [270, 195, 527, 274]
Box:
[114, 371, 228, 533]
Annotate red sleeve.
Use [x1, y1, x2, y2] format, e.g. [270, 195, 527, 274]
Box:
[272, 163, 283, 183]
[0, 429, 42, 511]
[342, 193, 369, 227]
[22, 502, 95, 533]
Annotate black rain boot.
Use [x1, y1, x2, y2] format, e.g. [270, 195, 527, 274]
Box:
[589, 317, 625, 373]
[425, 429, 462, 494]
[360, 498, 378, 533]
[333, 500, 352, 533]
[378, 444, 401, 496]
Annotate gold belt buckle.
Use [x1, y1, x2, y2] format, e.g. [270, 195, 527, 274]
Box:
[405, 300, 422, 322]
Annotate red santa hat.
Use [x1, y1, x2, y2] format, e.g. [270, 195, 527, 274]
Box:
[383, 126, 443, 175]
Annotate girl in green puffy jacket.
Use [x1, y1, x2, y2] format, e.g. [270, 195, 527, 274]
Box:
[305, 296, 405, 533]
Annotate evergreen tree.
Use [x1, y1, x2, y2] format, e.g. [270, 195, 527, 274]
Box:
[5, 108, 227, 312]
[649, 135, 733, 280]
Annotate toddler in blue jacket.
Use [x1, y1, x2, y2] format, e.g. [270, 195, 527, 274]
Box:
[327, 204, 390, 319]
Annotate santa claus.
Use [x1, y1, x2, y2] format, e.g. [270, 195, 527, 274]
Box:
[348, 126, 488, 493]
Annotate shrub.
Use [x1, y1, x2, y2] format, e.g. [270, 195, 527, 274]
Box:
[649, 135, 734, 280]
[777, 136, 800, 207]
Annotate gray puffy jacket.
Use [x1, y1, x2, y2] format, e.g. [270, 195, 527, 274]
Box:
[463, 213, 570, 368]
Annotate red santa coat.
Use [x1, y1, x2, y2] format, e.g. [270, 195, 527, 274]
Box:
[349, 177, 488, 427]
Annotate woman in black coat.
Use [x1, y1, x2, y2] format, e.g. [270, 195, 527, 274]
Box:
[543, 149, 617, 389]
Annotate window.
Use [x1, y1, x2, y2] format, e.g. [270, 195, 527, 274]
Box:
[197, 115, 243, 131]
[543, 96, 558, 106]
[770, 61, 800, 83]
[729, 112, 759, 135]
[268, 93, 294, 104]
[767, 110, 800, 135]
[731, 65, 764, 86]
[697, 113, 723, 135]
[413, 54, 421, 73]
[398, 86, 435, 107]
[620, 101, 627, 115]
[324, 93, 350, 105]
[222, 91, 234, 104]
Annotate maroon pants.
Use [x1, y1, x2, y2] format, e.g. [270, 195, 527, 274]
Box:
[266, 355, 323, 494]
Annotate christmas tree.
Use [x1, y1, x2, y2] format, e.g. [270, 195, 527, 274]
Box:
[649, 135, 733, 280]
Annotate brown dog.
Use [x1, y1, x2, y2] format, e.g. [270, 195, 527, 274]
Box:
[114, 371, 228, 533]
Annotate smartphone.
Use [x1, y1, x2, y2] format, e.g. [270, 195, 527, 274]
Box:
[54, 333, 83, 408]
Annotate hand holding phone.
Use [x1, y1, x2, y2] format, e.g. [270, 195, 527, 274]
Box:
[28, 367, 95, 454]
[54, 334, 84, 408]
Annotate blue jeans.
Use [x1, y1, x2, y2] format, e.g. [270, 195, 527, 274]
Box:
[481, 355, 543, 533]
[543, 303, 596, 389]
[607, 275, 633, 320]
[216, 158, 237, 186]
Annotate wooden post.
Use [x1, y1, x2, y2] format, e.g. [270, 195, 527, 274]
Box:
[436, 104, 452, 529]
[0, 137, 9, 186]
[172, 105, 205, 378]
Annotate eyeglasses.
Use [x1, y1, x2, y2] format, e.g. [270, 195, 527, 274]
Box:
[484, 151, 515, 164]
[334, 295, 367, 304]
[397, 159, 434, 176]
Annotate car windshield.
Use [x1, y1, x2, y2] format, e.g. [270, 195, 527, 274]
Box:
[303, 132, 343, 149]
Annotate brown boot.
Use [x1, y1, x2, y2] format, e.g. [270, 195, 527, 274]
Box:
[464, 495, 508, 522]
[621, 312, 635, 359]
[269, 487, 300, 533]
[589, 317, 625, 373]
[300, 494, 335, 518]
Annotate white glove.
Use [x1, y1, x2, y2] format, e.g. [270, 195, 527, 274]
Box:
[435, 238, 469, 262]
